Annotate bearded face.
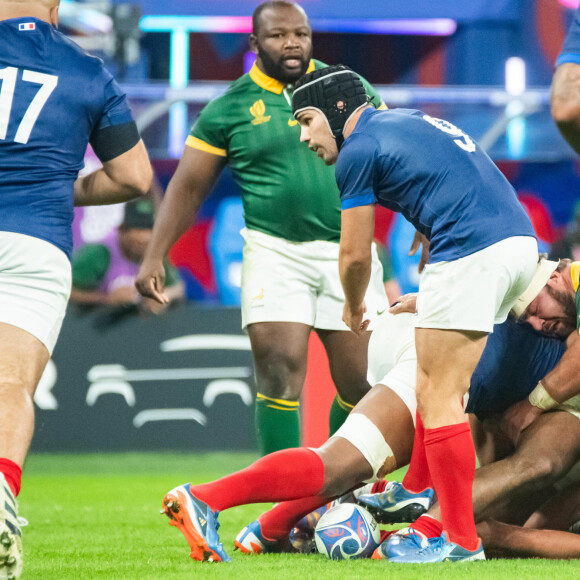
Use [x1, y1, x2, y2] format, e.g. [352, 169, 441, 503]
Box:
[251, 5, 313, 85]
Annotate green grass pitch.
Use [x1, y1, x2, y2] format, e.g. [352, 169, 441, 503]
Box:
[18, 452, 580, 579]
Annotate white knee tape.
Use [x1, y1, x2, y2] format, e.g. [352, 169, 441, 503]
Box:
[332, 413, 394, 482]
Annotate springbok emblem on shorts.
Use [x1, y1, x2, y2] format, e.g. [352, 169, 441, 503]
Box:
[250, 288, 264, 306]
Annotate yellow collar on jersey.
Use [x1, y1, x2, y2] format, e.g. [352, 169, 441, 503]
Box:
[249, 60, 316, 94]
[571, 262, 580, 293]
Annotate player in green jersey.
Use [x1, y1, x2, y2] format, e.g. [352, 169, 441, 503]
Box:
[136, 1, 388, 454]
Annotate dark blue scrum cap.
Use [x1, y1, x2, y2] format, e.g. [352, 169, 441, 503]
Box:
[292, 65, 369, 149]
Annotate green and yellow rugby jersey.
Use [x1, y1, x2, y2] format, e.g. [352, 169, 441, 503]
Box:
[187, 59, 384, 243]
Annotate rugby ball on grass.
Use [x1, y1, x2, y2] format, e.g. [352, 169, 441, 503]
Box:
[314, 503, 380, 560]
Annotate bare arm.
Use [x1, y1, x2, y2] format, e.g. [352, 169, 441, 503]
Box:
[477, 519, 580, 559]
[539, 332, 580, 402]
[551, 63, 580, 155]
[339, 204, 375, 334]
[135, 146, 226, 303]
[501, 333, 579, 444]
[69, 288, 108, 305]
[74, 140, 153, 206]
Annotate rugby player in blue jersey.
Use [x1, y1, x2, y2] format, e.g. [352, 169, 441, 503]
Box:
[552, 1, 580, 154]
[293, 65, 538, 562]
[0, 1, 152, 576]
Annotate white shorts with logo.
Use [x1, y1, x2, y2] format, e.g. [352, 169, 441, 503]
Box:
[0, 232, 71, 354]
[240, 228, 387, 331]
[416, 236, 538, 332]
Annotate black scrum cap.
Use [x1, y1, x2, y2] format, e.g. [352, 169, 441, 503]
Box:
[292, 65, 369, 149]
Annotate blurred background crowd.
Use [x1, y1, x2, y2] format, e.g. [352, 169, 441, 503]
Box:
[63, 0, 580, 311]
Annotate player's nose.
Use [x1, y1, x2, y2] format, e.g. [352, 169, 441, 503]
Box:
[299, 126, 310, 142]
[284, 33, 300, 47]
[525, 315, 544, 332]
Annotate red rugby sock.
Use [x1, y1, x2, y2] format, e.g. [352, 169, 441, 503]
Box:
[402, 412, 432, 493]
[411, 514, 443, 539]
[192, 448, 325, 512]
[371, 480, 387, 493]
[424, 422, 478, 551]
[259, 496, 334, 540]
[380, 529, 395, 543]
[0, 458, 21, 497]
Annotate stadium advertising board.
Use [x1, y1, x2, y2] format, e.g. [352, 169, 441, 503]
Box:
[31, 304, 257, 452]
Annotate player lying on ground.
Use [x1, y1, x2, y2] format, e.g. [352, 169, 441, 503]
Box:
[495, 259, 580, 440]
[365, 257, 580, 561]
[477, 479, 580, 559]
[160, 260, 568, 562]
[369, 389, 580, 561]
[359, 365, 580, 560]
[255, 263, 580, 561]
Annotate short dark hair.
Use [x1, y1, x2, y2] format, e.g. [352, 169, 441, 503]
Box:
[252, 1, 304, 35]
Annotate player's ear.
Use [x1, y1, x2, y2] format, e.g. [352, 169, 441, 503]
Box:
[249, 34, 258, 54]
[49, 5, 60, 27]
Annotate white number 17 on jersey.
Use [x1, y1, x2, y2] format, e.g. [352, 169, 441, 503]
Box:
[0, 66, 58, 144]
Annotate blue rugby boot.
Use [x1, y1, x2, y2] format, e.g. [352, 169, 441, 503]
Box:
[389, 532, 486, 563]
[162, 484, 231, 562]
[357, 481, 434, 524]
[372, 527, 431, 560]
[235, 519, 294, 554]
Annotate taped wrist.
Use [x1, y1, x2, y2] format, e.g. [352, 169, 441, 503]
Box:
[528, 381, 558, 410]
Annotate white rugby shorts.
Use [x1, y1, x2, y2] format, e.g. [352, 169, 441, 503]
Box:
[367, 311, 469, 421]
[240, 228, 387, 331]
[416, 236, 538, 332]
[0, 232, 71, 354]
[367, 312, 419, 423]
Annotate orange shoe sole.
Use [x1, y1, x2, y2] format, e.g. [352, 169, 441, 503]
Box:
[163, 489, 224, 563]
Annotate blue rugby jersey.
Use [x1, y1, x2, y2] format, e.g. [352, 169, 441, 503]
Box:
[336, 108, 535, 263]
[467, 317, 566, 420]
[0, 17, 135, 259]
[556, 5, 580, 67]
